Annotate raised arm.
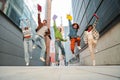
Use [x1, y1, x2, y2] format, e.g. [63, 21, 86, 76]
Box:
[66, 14, 73, 29]
[68, 20, 72, 29]
[36, 12, 43, 32]
[53, 15, 58, 32]
[93, 14, 99, 28]
[93, 18, 98, 28]
[38, 13, 42, 26]
[53, 20, 57, 32]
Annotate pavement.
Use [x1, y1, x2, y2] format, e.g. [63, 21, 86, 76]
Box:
[0, 66, 120, 80]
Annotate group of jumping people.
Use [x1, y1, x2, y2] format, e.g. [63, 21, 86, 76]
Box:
[22, 5, 100, 66]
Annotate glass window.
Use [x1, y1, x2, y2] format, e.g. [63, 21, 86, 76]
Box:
[0, 1, 2, 10]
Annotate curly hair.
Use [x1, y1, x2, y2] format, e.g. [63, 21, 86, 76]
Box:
[72, 23, 79, 29]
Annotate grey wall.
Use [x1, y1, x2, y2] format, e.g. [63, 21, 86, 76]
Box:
[0, 11, 45, 66]
[0, 11, 24, 66]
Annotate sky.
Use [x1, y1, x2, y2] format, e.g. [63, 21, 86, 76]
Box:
[24, 0, 46, 24]
[51, 0, 72, 26]
[24, 0, 72, 26]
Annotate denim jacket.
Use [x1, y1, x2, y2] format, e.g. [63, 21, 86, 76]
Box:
[68, 20, 79, 38]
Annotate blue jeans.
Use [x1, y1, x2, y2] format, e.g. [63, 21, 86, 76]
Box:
[34, 35, 46, 58]
[24, 39, 33, 64]
[55, 40, 65, 62]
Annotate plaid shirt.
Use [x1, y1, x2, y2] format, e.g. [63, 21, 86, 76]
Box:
[83, 19, 99, 44]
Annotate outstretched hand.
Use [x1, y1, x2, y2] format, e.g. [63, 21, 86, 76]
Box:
[53, 15, 57, 20]
[93, 13, 99, 19]
[37, 4, 42, 12]
[66, 14, 72, 21]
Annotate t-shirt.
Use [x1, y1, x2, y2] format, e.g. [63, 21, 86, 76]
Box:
[22, 27, 32, 39]
[37, 26, 48, 38]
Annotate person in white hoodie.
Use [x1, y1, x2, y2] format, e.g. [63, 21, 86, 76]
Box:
[83, 14, 99, 66]
[22, 26, 33, 66]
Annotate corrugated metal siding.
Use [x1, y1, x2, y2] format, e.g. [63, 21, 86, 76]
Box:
[0, 11, 24, 65]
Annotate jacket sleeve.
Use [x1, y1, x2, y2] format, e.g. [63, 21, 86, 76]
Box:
[47, 28, 52, 39]
[68, 20, 73, 30]
[60, 38, 67, 42]
[38, 13, 42, 26]
[36, 13, 42, 32]
[53, 20, 57, 32]
[93, 18, 98, 29]
[92, 18, 99, 40]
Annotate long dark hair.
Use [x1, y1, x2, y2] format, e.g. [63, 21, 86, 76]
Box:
[85, 25, 93, 31]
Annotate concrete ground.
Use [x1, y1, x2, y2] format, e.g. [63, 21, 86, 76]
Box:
[0, 66, 120, 80]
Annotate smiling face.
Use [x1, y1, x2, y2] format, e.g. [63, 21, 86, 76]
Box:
[43, 20, 47, 26]
[73, 24, 78, 29]
[88, 25, 93, 31]
[57, 27, 62, 32]
[72, 23, 79, 29]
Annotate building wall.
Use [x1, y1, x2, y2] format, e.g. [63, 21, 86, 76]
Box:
[0, 11, 24, 66]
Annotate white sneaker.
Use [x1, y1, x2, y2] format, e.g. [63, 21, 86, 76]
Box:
[95, 49, 98, 52]
[93, 60, 96, 66]
[55, 61, 59, 66]
[35, 35, 39, 39]
[40, 57, 45, 62]
[72, 54, 76, 58]
[26, 62, 29, 66]
[77, 46, 81, 50]
[32, 45, 36, 49]
[30, 57, 32, 59]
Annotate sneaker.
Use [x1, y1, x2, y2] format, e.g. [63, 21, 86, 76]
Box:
[72, 54, 76, 58]
[95, 49, 98, 52]
[35, 35, 39, 39]
[26, 62, 29, 66]
[55, 61, 59, 66]
[93, 60, 96, 66]
[30, 57, 32, 59]
[40, 57, 45, 62]
[77, 46, 81, 50]
[32, 45, 36, 49]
